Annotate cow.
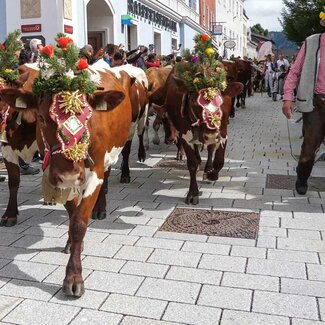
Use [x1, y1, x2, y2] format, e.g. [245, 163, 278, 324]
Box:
[153, 66, 243, 204]
[0, 66, 134, 297]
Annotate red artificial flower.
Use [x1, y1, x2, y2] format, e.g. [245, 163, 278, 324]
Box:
[42, 44, 54, 58]
[0, 43, 5, 50]
[77, 58, 88, 70]
[57, 37, 73, 50]
[201, 33, 209, 43]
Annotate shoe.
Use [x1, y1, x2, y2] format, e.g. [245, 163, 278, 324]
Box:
[295, 179, 308, 195]
[20, 165, 40, 175]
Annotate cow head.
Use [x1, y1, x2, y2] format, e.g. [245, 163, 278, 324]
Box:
[0, 87, 125, 188]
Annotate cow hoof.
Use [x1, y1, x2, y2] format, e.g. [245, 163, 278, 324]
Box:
[236, 103, 240, 108]
[91, 211, 99, 220]
[207, 170, 219, 181]
[62, 279, 85, 297]
[241, 105, 246, 109]
[138, 153, 146, 162]
[295, 179, 308, 195]
[120, 176, 131, 183]
[152, 136, 160, 145]
[185, 194, 199, 205]
[97, 212, 107, 220]
[0, 216, 17, 227]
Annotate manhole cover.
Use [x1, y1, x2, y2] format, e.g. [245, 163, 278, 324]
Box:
[154, 158, 187, 170]
[266, 174, 325, 192]
[160, 208, 259, 239]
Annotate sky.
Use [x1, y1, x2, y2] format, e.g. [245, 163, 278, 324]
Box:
[244, 0, 284, 32]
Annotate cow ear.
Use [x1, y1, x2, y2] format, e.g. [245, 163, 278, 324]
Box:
[223, 82, 244, 97]
[89, 90, 125, 111]
[172, 75, 188, 93]
[0, 88, 38, 111]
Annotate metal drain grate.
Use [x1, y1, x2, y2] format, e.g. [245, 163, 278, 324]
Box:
[266, 174, 325, 192]
[160, 208, 259, 239]
[154, 158, 187, 170]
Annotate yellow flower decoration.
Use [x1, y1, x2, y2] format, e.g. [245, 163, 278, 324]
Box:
[205, 48, 215, 56]
[320, 11, 325, 20]
[193, 77, 200, 84]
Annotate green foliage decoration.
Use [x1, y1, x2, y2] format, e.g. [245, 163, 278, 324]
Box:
[0, 30, 22, 83]
[176, 33, 227, 92]
[32, 33, 97, 96]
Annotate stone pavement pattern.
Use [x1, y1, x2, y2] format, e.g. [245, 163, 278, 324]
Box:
[0, 94, 324, 324]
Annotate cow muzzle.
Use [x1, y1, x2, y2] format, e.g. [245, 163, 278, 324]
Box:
[201, 132, 220, 146]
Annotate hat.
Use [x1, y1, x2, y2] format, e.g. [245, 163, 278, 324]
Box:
[79, 45, 93, 59]
[320, 10, 325, 26]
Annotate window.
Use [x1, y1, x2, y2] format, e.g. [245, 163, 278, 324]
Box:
[189, 0, 196, 10]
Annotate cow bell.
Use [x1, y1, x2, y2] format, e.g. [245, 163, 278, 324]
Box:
[0, 130, 8, 143]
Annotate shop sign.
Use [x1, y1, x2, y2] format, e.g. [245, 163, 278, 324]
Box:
[212, 24, 223, 36]
[64, 25, 73, 34]
[128, 0, 177, 32]
[224, 40, 236, 49]
[21, 24, 42, 33]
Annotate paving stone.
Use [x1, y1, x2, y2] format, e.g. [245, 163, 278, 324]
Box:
[278, 238, 325, 252]
[85, 271, 144, 295]
[281, 278, 325, 297]
[135, 237, 184, 251]
[120, 316, 183, 325]
[81, 242, 122, 258]
[0, 279, 60, 301]
[155, 230, 208, 242]
[207, 236, 255, 246]
[199, 254, 246, 272]
[0, 294, 23, 319]
[136, 278, 200, 303]
[70, 309, 123, 325]
[129, 225, 159, 237]
[247, 258, 307, 279]
[307, 264, 325, 281]
[197, 285, 252, 310]
[3, 299, 80, 325]
[0, 233, 24, 246]
[259, 226, 287, 237]
[148, 248, 201, 267]
[11, 235, 66, 251]
[268, 249, 319, 264]
[50, 289, 109, 309]
[222, 272, 279, 292]
[292, 319, 325, 325]
[0, 258, 11, 270]
[101, 293, 167, 319]
[221, 309, 290, 325]
[166, 266, 222, 285]
[163, 302, 221, 325]
[282, 217, 325, 231]
[0, 260, 58, 282]
[82, 256, 125, 272]
[21, 226, 67, 238]
[30, 251, 70, 266]
[114, 245, 154, 262]
[253, 291, 318, 320]
[120, 261, 169, 278]
[181, 241, 230, 255]
[288, 229, 321, 240]
[259, 216, 280, 227]
[102, 234, 139, 246]
[319, 298, 325, 321]
[257, 235, 276, 248]
[231, 245, 266, 258]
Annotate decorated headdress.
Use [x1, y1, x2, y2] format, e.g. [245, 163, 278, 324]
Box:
[320, 9, 325, 26]
[176, 34, 227, 130]
[0, 30, 22, 84]
[32, 33, 99, 163]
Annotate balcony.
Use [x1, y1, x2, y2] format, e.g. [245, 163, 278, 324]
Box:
[158, 0, 199, 23]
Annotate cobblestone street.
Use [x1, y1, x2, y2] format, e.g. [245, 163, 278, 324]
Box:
[0, 93, 324, 325]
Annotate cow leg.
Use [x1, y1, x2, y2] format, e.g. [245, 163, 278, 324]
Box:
[212, 140, 228, 179]
[91, 169, 110, 220]
[120, 140, 132, 183]
[0, 159, 20, 227]
[152, 115, 161, 145]
[230, 97, 235, 118]
[143, 119, 150, 151]
[204, 144, 217, 181]
[296, 109, 325, 194]
[63, 198, 78, 254]
[181, 139, 199, 205]
[63, 171, 103, 297]
[138, 104, 148, 162]
[176, 139, 185, 161]
[241, 92, 246, 109]
[236, 95, 241, 108]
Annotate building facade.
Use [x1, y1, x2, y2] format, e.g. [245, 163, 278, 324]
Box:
[0, 0, 210, 55]
[215, 0, 248, 58]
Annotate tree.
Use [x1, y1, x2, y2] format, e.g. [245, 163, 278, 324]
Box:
[280, 0, 324, 44]
[251, 24, 269, 36]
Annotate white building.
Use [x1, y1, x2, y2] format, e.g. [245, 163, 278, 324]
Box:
[214, 0, 248, 58]
[0, 0, 209, 55]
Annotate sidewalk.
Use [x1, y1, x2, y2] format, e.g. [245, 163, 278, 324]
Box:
[0, 93, 324, 324]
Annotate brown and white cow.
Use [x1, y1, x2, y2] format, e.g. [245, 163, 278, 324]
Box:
[0, 68, 133, 297]
[153, 67, 243, 204]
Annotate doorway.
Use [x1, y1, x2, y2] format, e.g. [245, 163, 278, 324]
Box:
[88, 31, 105, 53]
[154, 32, 161, 55]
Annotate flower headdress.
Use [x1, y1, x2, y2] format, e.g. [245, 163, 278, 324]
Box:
[0, 30, 22, 84]
[176, 33, 227, 93]
[320, 9, 325, 26]
[32, 33, 97, 96]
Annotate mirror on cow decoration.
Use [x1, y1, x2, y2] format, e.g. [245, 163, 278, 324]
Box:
[176, 33, 228, 131]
